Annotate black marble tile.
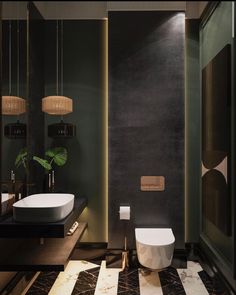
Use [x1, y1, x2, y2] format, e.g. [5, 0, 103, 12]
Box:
[71, 267, 100, 295]
[198, 270, 229, 295]
[186, 243, 200, 262]
[106, 250, 139, 269]
[71, 248, 106, 265]
[118, 268, 140, 295]
[171, 255, 187, 269]
[159, 267, 186, 295]
[106, 253, 123, 268]
[26, 271, 59, 295]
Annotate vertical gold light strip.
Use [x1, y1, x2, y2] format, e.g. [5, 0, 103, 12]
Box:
[26, 2, 30, 196]
[184, 16, 188, 243]
[101, 17, 108, 242]
[105, 18, 108, 242]
[232, 2, 234, 38]
[0, 2, 2, 216]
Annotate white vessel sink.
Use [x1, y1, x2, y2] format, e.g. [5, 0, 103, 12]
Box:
[13, 193, 75, 223]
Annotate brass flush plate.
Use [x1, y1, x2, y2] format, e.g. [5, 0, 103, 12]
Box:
[141, 176, 165, 191]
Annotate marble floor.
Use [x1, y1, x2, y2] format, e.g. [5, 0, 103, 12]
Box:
[22, 260, 228, 295]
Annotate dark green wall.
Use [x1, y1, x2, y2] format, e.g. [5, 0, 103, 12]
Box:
[27, 2, 45, 195]
[199, 2, 236, 291]
[44, 20, 107, 242]
[1, 21, 27, 185]
[185, 19, 200, 243]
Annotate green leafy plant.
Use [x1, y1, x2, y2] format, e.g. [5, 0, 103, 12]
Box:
[33, 156, 52, 171]
[15, 147, 27, 170]
[33, 147, 67, 171]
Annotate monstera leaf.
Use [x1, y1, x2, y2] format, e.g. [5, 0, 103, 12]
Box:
[15, 148, 27, 169]
[33, 156, 52, 171]
[33, 147, 67, 171]
[46, 147, 67, 166]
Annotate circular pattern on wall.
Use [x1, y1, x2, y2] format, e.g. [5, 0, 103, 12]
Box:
[202, 169, 230, 235]
[202, 150, 227, 170]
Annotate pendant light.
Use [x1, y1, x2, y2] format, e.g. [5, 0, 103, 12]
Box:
[42, 20, 75, 138]
[2, 20, 26, 139]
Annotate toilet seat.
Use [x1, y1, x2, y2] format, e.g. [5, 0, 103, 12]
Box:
[135, 228, 175, 246]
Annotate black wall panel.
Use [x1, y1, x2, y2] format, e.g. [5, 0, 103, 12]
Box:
[108, 11, 185, 249]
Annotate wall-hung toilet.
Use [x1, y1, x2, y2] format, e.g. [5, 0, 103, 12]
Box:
[135, 228, 175, 270]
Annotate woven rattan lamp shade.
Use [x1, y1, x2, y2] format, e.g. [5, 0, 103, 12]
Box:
[42, 96, 73, 115]
[2, 96, 26, 115]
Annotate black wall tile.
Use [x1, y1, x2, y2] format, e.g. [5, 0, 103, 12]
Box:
[108, 11, 185, 249]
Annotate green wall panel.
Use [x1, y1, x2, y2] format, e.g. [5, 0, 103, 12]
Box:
[200, 1, 235, 290]
[185, 19, 201, 243]
[45, 20, 107, 243]
[201, 2, 233, 68]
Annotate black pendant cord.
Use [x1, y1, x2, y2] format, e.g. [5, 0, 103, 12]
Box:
[56, 19, 59, 96]
[9, 20, 12, 96]
[17, 20, 20, 121]
[61, 20, 63, 96]
[61, 20, 64, 122]
[17, 19, 20, 98]
[56, 19, 64, 97]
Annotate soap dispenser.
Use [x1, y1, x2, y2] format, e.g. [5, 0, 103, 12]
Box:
[8, 170, 16, 204]
[51, 170, 55, 192]
[45, 170, 56, 193]
[11, 170, 15, 181]
[10, 170, 15, 195]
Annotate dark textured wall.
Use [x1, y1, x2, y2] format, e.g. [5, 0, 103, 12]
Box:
[108, 11, 185, 249]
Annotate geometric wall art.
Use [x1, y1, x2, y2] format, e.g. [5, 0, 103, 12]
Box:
[202, 44, 231, 236]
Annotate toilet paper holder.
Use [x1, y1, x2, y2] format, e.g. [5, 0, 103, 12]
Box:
[119, 205, 130, 220]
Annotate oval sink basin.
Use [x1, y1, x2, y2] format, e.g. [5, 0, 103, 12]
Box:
[13, 193, 75, 223]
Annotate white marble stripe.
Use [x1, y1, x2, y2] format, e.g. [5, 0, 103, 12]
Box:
[94, 261, 121, 295]
[139, 269, 163, 295]
[177, 261, 209, 295]
[49, 260, 99, 295]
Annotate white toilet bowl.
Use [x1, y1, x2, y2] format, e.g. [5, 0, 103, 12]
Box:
[135, 228, 175, 270]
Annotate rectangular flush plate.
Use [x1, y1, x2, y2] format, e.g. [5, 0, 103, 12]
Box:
[141, 176, 165, 191]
